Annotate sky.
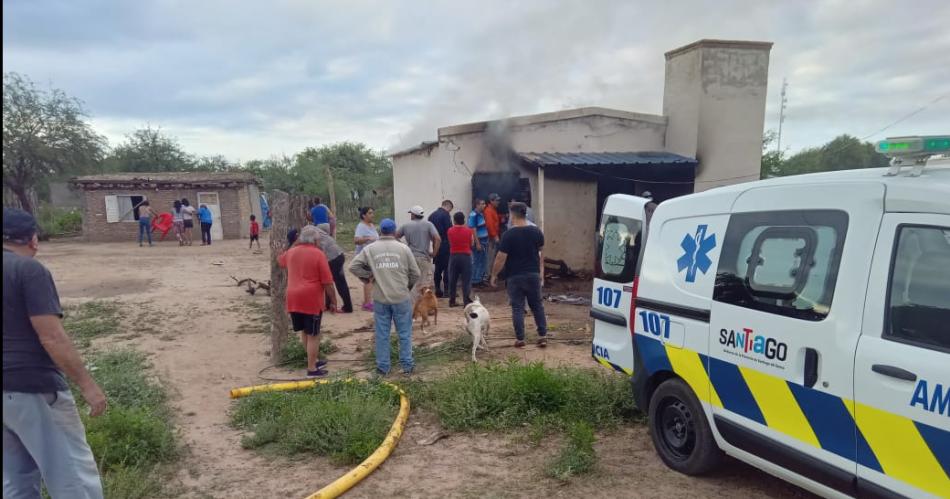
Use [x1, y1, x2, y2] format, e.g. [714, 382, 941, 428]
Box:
[4, 0, 948, 162]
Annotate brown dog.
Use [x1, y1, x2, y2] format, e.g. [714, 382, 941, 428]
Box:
[413, 287, 439, 333]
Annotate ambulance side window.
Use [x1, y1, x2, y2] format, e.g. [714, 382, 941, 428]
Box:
[597, 215, 642, 283]
[714, 210, 848, 321]
[884, 225, 950, 352]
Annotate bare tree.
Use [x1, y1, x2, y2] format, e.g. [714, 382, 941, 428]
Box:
[2, 72, 106, 213]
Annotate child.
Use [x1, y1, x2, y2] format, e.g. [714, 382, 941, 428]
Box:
[249, 214, 261, 250]
[447, 211, 480, 307]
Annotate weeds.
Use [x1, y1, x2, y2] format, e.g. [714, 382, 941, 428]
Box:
[280, 338, 339, 368]
[410, 361, 639, 432]
[37, 204, 82, 237]
[367, 335, 469, 369]
[231, 381, 399, 464]
[63, 300, 124, 348]
[546, 422, 596, 481]
[75, 349, 176, 496]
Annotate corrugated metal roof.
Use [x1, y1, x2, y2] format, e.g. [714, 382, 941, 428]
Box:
[519, 151, 697, 167]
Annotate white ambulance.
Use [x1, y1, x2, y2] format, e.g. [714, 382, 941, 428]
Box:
[591, 136, 950, 499]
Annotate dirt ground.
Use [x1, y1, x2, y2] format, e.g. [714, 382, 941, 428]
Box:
[40, 237, 813, 499]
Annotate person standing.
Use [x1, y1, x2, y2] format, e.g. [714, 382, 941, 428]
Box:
[309, 197, 335, 234]
[483, 193, 502, 285]
[249, 215, 261, 250]
[490, 202, 547, 348]
[198, 204, 213, 245]
[446, 211, 479, 307]
[506, 198, 536, 229]
[353, 207, 379, 311]
[137, 200, 155, 247]
[180, 199, 197, 246]
[349, 219, 420, 376]
[3, 208, 107, 499]
[277, 226, 338, 377]
[396, 205, 441, 303]
[314, 224, 353, 313]
[427, 200, 454, 297]
[468, 199, 489, 286]
[172, 200, 185, 246]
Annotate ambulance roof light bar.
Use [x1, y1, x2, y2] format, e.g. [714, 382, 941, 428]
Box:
[877, 135, 950, 177]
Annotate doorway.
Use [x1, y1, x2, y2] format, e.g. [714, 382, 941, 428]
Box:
[197, 192, 223, 240]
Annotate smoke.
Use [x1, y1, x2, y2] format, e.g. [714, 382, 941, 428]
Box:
[480, 120, 519, 172]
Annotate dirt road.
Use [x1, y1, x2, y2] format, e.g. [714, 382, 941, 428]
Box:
[41, 238, 812, 498]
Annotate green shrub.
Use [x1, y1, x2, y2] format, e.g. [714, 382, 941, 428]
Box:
[84, 407, 175, 470]
[37, 204, 82, 237]
[547, 421, 597, 481]
[231, 381, 399, 464]
[409, 361, 639, 432]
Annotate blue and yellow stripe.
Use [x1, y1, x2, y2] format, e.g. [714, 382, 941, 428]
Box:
[634, 334, 950, 498]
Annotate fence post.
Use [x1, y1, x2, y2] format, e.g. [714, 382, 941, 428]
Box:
[269, 190, 310, 360]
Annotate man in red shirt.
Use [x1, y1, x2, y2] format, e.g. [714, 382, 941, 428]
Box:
[277, 226, 337, 376]
[482, 193, 502, 285]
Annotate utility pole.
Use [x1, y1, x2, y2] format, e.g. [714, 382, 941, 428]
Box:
[776, 78, 788, 155]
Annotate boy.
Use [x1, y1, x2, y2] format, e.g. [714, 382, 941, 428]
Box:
[249, 215, 261, 250]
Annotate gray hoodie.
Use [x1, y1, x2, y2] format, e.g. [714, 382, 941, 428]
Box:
[349, 237, 420, 304]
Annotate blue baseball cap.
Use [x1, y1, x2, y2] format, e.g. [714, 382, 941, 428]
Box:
[3, 208, 38, 243]
[380, 218, 397, 234]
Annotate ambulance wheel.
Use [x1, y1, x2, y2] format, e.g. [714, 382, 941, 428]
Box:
[648, 378, 722, 475]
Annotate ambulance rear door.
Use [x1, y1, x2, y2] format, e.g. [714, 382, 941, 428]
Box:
[591, 194, 649, 376]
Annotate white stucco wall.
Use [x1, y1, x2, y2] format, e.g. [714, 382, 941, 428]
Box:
[392, 144, 472, 226]
[663, 40, 772, 192]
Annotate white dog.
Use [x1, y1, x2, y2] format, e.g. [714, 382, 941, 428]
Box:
[463, 297, 491, 362]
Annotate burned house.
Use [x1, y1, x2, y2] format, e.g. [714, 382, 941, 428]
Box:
[391, 39, 772, 272]
[71, 172, 263, 242]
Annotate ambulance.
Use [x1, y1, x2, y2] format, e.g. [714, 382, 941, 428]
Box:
[590, 136, 950, 499]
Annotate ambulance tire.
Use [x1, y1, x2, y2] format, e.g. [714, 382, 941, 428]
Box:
[648, 378, 722, 475]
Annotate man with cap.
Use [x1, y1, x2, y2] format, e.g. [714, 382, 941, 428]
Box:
[396, 205, 441, 303]
[482, 193, 502, 286]
[349, 219, 420, 375]
[3, 208, 107, 498]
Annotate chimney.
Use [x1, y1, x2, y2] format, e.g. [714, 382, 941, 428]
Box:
[662, 39, 773, 191]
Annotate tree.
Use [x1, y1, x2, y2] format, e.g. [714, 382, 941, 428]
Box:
[105, 125, 195, 172]
[760, 130, 784, 179]
[295, 142, 392, 199]
[242, 156, 299, 192]
[194, 154, 236, 171]
[766, 134, 889, 178]
[2, 72, 106, 213]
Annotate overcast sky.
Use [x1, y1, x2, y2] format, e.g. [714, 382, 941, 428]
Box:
[4, 0, 948, 162]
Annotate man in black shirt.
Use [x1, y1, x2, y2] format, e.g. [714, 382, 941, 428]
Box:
[3, 208, 106, 498]
[489, 202, 547, 348]
[427, 199, 454, 297]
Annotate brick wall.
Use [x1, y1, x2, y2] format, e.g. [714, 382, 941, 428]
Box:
[81, 187, 248, 242]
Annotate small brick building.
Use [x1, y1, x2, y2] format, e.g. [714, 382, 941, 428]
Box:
[71, 172, 263, 242]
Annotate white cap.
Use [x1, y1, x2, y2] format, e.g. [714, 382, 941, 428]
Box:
[408, 205, 425, 216]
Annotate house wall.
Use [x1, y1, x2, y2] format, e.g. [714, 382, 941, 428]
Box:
[392, 115, 666, 226]
[80, 187, 246, 242]
[541, 174, 598, 272]
[663, 40, 772, 191]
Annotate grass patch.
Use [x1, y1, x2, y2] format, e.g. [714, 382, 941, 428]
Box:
[63, 300, 124, 348]
[75, 349, 177, 496]
[410, 361, 638, 432]
[37, 204, 83, 237]
[366, 335, 470, 369]
[280, 338, 339, 368]
[546, 421, 597, 481]
[231, 381, 399, 464]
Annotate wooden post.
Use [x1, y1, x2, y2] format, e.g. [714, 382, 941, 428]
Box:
[269, 190, 290, 360]
[326, 166, 337, 215]
[269, 190, 310, 360]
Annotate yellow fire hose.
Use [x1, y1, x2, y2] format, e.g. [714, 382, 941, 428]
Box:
[229, 378, 410, 499]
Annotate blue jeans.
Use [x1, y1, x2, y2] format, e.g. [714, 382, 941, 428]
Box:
[506, 273, 547, 341]
[138, 216, 152, 245]
[374, 300, 414, 374]
[3, 390, 103, 499]
[471, 237, 489, 284]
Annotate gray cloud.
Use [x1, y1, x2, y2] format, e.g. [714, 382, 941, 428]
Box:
[3, 0, 948, 161]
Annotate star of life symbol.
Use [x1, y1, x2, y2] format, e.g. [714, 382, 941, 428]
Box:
[677, 224, 716, 283]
